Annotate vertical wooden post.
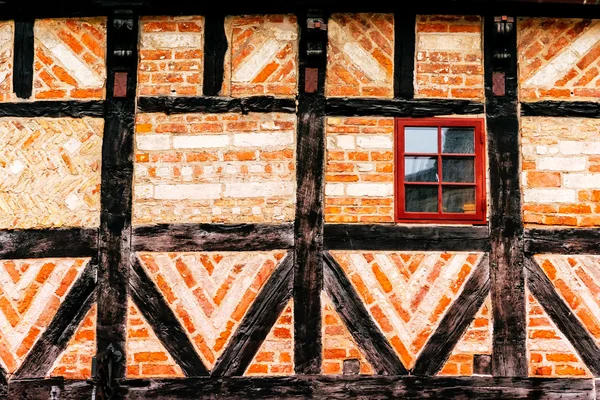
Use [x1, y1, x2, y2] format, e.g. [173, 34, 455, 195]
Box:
[202, 14, 228, 97]
[394, 13, 416, 99]
[13, 19, 34, 99]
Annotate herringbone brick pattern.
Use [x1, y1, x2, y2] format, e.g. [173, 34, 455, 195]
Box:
[139, 16, 204, 97]
[34, 18, 107, 100]
[0, 118, 103, 229]
[227, 15, 298, 97]
[137, 251, 286, 370]
[245, 300, 294, 376]
[0, 258, 89, 374]
[330, 251, 483, 369]
[518, 18, 600, 101]
[527, 289, 591, 377]
[326, 14, 394, 98]
[322, 293, 373, 375]
[0, 22, 13, 102]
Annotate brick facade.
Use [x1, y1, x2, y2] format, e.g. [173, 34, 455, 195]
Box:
[138, 16, 204, 97]
[133, 113, 295, 225]
[0, 21, 13, 102]
[415, 15, 484, 100]
[522, 117, 600, 227]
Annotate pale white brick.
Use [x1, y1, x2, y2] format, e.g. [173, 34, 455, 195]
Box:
[418, 33, 481, 52]
[225, 164, 238, 174]
[325, 183, 345, 196]
[136, 134, 170, 150]
[252, 206, 262, 215]
[173, 135, 230, 149]
[357, 163, 374, 172]
[154, 184, 222, 200]
[559, 141, 600, 155]
[232, 132, 294, 147]
[249, 164, 264, 173]
[563, 173, 600, 189]
[156, 167, 170, 177]
[346, 183, 394, 197]
[141, 33, 202, 48]
[232, 207, 241, 214]
[523, 188, 576, 203]
[537, 157, 586, 171]
[356, 135, 393, 149]
[181, 166, 193, 177]
[223, 182, 294, 198]
[212, 207, 222, 215]
[336, 136, 355, 150]
[535, 145, 548, 155]
[135, 185, 153, 199]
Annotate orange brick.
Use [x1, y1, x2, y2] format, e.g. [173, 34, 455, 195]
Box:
[527, 172, 561, 188]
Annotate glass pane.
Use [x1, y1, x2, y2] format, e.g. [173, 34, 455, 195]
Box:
[405, 157, 438, 182]
[442, 127, 475, 154]
[405, 186, 438, 213]
[442, 187, 476, 214]
[442, 157, 475, 183]
[405, 127, 438, 153]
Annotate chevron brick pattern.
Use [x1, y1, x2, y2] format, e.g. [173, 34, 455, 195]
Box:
[137, 251, 286, 370]
[0, 21, 13, 102]
[0, 118, 103, 229]
[326, 13, 394, 98]
[139, 16, 204, 97]
[322, 293, 373, 375]
[330, 251, 483, 369]
[527, 289, 591, 377]
[518, 18, 600, 101]
[0, 258, 89, 374]
[245, 300, 294, 376]
[34, 18, 106, 100]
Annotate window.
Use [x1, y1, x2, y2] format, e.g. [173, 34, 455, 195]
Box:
[395, 118, 486, 224]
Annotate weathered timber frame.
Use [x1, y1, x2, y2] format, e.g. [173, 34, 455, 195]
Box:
[1, 1, 600, 398]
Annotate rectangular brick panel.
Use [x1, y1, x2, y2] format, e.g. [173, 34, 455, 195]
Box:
[326, 13, 394, 98]
[34, 18, 107, 100]
[0, 118, 103, 229]
[521, 117, 600, 227]
[519, 18, 600, 101]
[415, 15, 484, 100]
[133, 112, 295, 225]
[138, 16, 204, 97]
[0, 21, 13, 102]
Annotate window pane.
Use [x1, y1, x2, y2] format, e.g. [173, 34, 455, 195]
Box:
[442, 187, 476, 214]
[442, 127, 475, 154]
[405, 157, 438, 182]
[405, 186, 438, 212]
[405, 127, 438, 153]
[442, 157, 475, 183]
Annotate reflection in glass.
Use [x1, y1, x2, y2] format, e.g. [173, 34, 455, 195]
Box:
[405, 127, 438, 153]
[406, 186, 438, 212]
[442, 157, 475, 183]
[442, 127, 475, 154]
[443, 187, 476, 213]
[405, 157, 438, 182]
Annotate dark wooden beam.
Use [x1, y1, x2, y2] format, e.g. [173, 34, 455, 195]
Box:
[137, 96, 296, 115]
[202, 14, 228, 96]
[323, 252, 408, 375]
[132, 223, 294, 253]
[0, 228, 98, 260]
[412, 254, 490, 376]
[0, 100, 105, 118]
[524, 228, 600, 255]
[484, 15, 527, 377]
[525, 256, 600, 376]
[130, 257, 209, 377]
[211, 254, 294, 377]
[325, 98, 484, 117]
[521, 101, 600, 119]
[324, 224, 490, 251]
[12, 19, 34, 99]
[6, 378, 95, 399]
[394, 13, 416, 99]
[13, 260, 96, 379]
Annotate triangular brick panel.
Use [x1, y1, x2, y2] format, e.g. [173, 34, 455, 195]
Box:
[322, 292, 373, 375]
[438, 296, 492, 376]
[0, 258, 89, 374]
[137, 251, 287, 370]
[526, 288, 591, 378]
[330, 251, 483, 369]
[0, 21, 13, 102]
[245, 299, 294, 376]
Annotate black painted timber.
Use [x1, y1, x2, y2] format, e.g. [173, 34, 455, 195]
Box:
[132, 223, 294, 252]
[521, 101, 600, 118]
[202, 14, 228, 96]
[12, 19, 34, 99]
[0, 101, 105, 118]
[212, 254, 294, 377]
[324, 224, 490, 251]
[137, 96, 296, 115]
[412, 254, 490, 376]
[525, 257, 600, 376]
[394, 13, 416, 99]
[524, 228, 600, 255]
[324, 253, 408, 375]
[130, 258, 209, 377]
[0, 228, 98, 259]
[13, 261, 96, 379]
[326, 98, 484, 117]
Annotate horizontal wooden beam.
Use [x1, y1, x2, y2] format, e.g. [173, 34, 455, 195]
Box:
[0, 228, 98, 260]
[324, 224, 490, 251]
[521, 101, 600, 119]
[132, 223, 294, 253]
[326, 98, 484, 117]
[0, 101, 104, 118]
[524, 228, 600, 255]
[137, 96, 296, 115]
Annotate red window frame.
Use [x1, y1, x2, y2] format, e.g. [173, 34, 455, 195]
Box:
[395, 118, 486, 225]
